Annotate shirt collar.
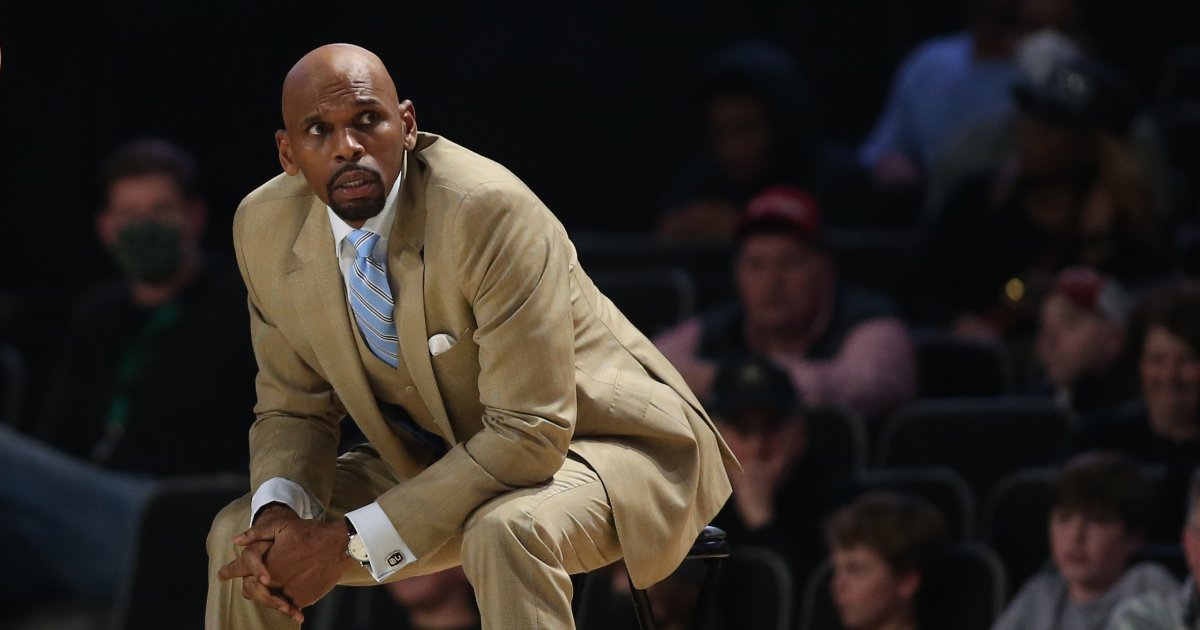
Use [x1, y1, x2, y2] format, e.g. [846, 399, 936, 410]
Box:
[327, 170, 403, 257]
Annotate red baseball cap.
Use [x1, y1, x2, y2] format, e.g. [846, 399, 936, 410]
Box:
[1056, 266, 1132, 323]
[737, 185, 822, 244]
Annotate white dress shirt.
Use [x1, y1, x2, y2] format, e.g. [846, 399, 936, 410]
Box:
[250, 173, 416, 581]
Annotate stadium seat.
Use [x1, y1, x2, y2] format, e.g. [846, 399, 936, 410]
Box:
[110, 476, 249, 630]
[979, 467, 1056, 598]
[798, 543, 1006, 630]
[572, 233, 736, 312]
[806, 406, 869, 475]
[824, 229, 921, 303]
[874, 398, 1070, 500]
[851, 467, 976, 542]
[588, 266, 698, 335]
[913, 331, 1015, 398]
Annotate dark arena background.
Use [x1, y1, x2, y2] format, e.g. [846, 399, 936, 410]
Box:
[3, 0, 1200, 628]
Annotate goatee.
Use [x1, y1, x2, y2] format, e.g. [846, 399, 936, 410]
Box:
[327, 163, 386, 223]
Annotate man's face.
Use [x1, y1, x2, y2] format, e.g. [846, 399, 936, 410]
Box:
[736, 234, 831, 334]
[1036, 293, 1124, 387]
[1049, 508, 1141, 594]
[707, 94, 771, 186]
[1140, 326, 1200, 430]
[830, 546, 919, 630]
[96, 174, 204, 251]
[277, 55, 414, 225]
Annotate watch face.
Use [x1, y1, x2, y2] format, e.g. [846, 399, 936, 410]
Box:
[347, 535, 370, 563]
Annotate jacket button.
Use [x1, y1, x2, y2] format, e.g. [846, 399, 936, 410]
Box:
[406, 386, 416, 395]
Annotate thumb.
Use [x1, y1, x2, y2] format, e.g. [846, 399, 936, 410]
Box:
[234, 522, 281, 546]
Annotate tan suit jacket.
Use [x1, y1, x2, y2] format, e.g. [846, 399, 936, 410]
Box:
[232, 133, 734, 587]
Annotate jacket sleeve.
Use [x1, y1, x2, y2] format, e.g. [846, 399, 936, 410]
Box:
[235, 207, 344, 511]
[373, 181, 577, 559]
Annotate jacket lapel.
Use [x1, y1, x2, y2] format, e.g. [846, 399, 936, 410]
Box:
[285, 195, 425, 478]
[389, 139, 458, 445]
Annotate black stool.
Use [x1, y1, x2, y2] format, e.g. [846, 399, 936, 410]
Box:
[628, 526, 729, 630]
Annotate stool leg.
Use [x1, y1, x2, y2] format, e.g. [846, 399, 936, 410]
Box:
[628, 572, 657, 630]
[689, 558, 724, 630]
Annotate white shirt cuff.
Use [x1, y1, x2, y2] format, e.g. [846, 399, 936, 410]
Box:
[345, 502, 415, 581]
[250, 477, 324, 527]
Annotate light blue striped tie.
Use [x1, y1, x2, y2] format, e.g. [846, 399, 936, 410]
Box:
[345, 230, 399, 367]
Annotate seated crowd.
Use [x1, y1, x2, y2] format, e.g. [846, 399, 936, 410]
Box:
[4, 0, 1200, 627]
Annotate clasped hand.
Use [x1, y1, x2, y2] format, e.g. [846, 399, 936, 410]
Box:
[216, 504, 357, 623]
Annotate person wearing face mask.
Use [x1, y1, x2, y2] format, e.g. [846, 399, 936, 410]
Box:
[1062, 284, 1200, 540]
[0, 139, 258, 606]
[992, 452, 1177, 630]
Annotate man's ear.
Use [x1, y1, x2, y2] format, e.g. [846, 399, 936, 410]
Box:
[276, 130, 300, 176]
[897, 571, 922, 602]
[399, 100, 418, 150]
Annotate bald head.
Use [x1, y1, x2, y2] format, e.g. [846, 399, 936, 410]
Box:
[282, 44, 399, 128]
[275, 44, 416, 227]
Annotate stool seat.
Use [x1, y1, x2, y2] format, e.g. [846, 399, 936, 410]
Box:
[626, 524, 729, 630]
[687, 526, 730, 559]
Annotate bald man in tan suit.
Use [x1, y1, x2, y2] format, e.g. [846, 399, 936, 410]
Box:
[205, 45, 734, 629]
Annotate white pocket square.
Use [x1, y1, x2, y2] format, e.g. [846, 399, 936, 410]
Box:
[428, 333, 457, 357]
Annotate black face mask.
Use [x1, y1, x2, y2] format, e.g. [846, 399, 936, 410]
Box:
[112, 221, 185, 284]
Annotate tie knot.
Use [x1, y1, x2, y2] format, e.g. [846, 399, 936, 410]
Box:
[346, 230, 380, 259]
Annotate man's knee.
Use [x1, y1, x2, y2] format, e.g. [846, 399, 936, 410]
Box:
[462, 496, 549, 562]
[207, 494, 252, 562]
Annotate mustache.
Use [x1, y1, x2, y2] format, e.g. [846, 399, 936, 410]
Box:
[326, 163, 383, 195]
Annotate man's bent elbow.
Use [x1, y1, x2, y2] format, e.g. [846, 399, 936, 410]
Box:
[466, 430, 570, 489]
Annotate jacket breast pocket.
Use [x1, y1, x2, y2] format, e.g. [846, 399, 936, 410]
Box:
[430, 328, 477, 374]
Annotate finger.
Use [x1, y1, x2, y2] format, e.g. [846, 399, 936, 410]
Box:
[218, 557, 250, 581]
[242, 576, 297, 617]
[241, 542, 273, 585]
[234, 523, 275, 546]
[280, 589, 307, 623]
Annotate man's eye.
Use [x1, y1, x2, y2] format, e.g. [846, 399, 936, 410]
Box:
[358, 112, 377, 125]
[307, 123, 326, 136]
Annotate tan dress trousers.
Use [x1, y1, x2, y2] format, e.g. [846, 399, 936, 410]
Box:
[205, 450, 622, 630]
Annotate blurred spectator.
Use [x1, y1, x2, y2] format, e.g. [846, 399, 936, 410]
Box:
[654, 186, 917, 421]
[375, 568, 480, 630]
[36, 138, 257, 474]
[858, 0, 1023, 190]
[1028, 267, 1138, 414]
[0, 139, 256, 602]
[993, 452, 1178, 630]
[658, 43, 819, 243]
[825, 491, 948, 630]
[919, 59, 1167, 336]
[707, 356, 846, 571]
[928, 0, 1170, 223]
[1106, 466, 1200, 630]
[1063, 284, 1200, 539]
